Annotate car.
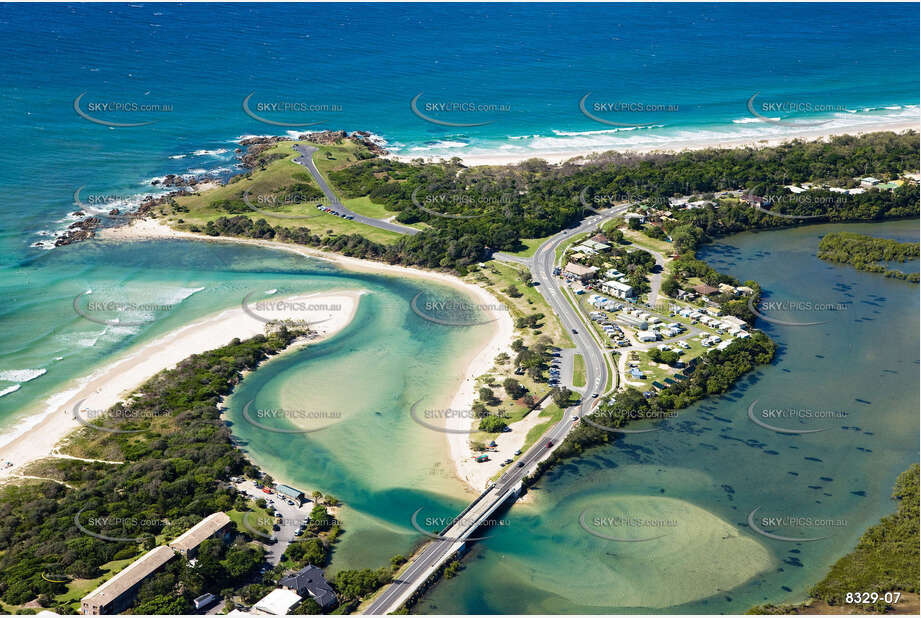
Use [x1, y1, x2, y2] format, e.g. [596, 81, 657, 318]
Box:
[272, 523, 280, 531]
[572, 415, 579, 420]
[546, 440, 554, 448]
[592, 393, 599, 398]
[516, 462, 524, 467]
[514, 449, 521, 455]
[294, 530, 302, 536]
[571, 328, 578, 334]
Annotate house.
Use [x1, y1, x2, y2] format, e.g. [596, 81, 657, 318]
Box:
[564, 262, 599, 282]
[877, 181, 901, 190]
[590, 233, 609, 243]
[572, 244, 597, 255]
[169, 512, 232, 558]
[81, 546, 176, 615]
[740, 194, 771, 206]
[860, 177, 881, 187]
[601, 280, 635, 299]
[637, 332, 658, 342]
[252, 588, 303, 616]
[582, 239, 611, 252]
[692, 284, 718, 296]
[629, 367, 646, 379]
[717, 283, 737, 296]
[720, 315, 748, 331]
[279, 565, 338, 609]
[624, 212, 646, 223]
[276, 484, 306, 504]
[736, 286, 755, 296]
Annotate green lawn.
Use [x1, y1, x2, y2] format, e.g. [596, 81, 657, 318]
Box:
[505, 234, 555, 258]
[572, 354, 586, 387]
[162, 141, 404, 245]
[522, 404, 565, 452]
[52, 556, 139, 609]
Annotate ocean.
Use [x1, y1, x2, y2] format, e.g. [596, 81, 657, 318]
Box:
[0, 3, 917, 609]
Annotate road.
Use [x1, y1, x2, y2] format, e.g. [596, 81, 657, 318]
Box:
[293, 144, 421, 236]
[364, 207, 625, 615]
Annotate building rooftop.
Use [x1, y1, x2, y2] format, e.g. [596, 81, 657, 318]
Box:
[564, 262, 598, 276]
[276, 484, 305, 499]
[253, 588, 303, 615]
[279, 565, 338, 608]
[692, 284, 719, 295]
[82, 546, 175, 608]
[168, 512, 231, 554]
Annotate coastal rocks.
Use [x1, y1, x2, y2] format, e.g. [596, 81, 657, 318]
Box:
[301, 130, 348, 145]
[108, 208, 120, 216]
[55, 217, 100, 246]
[239, 136, 291, 169]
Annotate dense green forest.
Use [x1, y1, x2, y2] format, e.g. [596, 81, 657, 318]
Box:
[750, 465, 919, 614]
[196, 132, 918, 273]
[818, 232, 920, 282]
[0, 325, 395, 614]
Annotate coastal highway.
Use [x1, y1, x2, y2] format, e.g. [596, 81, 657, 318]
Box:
[293, 144, 421, 236]
[364, 207, 626, 615]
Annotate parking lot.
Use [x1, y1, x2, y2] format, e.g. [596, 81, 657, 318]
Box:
[232, 478, 314, 566]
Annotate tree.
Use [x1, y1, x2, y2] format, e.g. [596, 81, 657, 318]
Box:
[661, 276, 680, 298]
[551, 386, 573, 407]
[478, 416, 509, 433]
[504, 284, 522, 298]
[519, 270, 533, 286]
[502, 378, 525, 399]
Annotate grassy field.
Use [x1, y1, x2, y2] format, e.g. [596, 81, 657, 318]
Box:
[522, 403, 565, 452]
[161, 140, 404, 245]
[572, 354, 586, 387]
[621, 228, 674, 257]
[504, 234, 555, 258]
[51, 556, 139, 610]
[473, 261, 573, 349]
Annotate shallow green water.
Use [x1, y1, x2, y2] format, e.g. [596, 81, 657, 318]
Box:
[416, 219, 919, 614]
[224, 267, 497, 572]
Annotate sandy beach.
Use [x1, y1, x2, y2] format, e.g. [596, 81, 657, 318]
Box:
[8, 219, 520, 493]
[0, 288, 362, 480]
[390, 120, 919, 167]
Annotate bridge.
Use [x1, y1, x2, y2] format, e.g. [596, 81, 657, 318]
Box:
[364, 207, 627, 614]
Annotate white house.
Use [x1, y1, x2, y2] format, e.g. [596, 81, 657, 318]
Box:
[601, 280, 635, 299]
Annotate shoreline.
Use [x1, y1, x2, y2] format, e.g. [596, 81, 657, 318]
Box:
[389, 120, 919, 167]
[0, 288, 363, 480]
[78, 219, 517, 493]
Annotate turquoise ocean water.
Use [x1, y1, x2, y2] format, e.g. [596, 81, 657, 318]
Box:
[0, 3, 917, 611]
